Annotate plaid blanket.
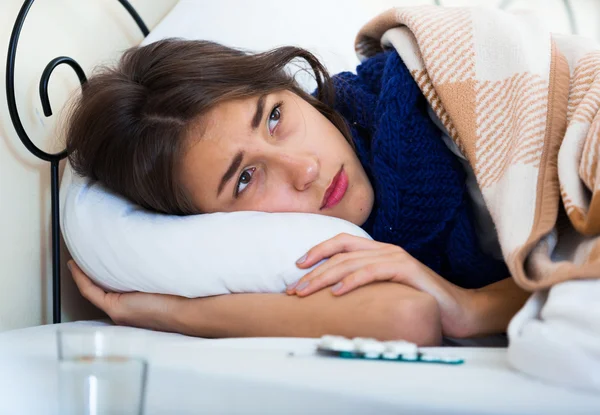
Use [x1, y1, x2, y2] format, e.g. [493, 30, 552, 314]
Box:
[355, 6, 600, 290]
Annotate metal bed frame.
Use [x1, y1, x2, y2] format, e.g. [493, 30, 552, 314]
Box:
[5, 0, 148, 324]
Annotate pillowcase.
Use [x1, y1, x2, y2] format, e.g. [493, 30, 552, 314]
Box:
[141, 0, 375, 88]
[60, 0, 378, 297]
[60, 166, 371, 296]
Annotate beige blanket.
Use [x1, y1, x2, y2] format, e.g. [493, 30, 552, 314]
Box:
[355, 6, 600, 290]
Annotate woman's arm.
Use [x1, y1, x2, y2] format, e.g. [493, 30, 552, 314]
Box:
[287, 233, 530, 339]
[69, 262, 442, 345]
[174, 282, 441, 344]
[465, 277, 530, 338]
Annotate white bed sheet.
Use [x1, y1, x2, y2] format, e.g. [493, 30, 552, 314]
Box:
[1, 322, 599, 414]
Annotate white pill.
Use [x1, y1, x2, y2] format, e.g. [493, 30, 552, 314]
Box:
[384, 340, 418, 356]
[353, 338, 385, 356]
[319, 335, 355, 352]
[401, 352, 419, 361]
[382, 351, 400, 360]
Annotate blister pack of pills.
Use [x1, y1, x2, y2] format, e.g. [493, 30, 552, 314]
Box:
[316, 335, 464, 365]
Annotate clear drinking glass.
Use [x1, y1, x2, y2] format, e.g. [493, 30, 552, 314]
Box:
[57, 328, 148, 415]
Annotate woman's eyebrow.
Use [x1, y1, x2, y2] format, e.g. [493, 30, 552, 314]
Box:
[217, 151, 244, 197]
[251, 94, 268, 130]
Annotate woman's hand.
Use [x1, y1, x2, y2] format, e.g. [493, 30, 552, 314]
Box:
[68, 261, 185, 332]
[287, 233, 478, 338]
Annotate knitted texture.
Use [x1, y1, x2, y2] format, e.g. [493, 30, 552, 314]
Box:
[332, 51, 508, 288]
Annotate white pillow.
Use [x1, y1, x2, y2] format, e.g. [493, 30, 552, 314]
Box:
[60, 0, 375, 297]
[60, 166, 371, 296]
[141, 0, 374, 88]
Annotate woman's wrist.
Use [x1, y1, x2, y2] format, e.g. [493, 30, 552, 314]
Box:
[462, 288, 495, 338]
[442, 286, 510, 339]
[462, 278, 530, 338]
[121, 293, 202, 335]
[440, 287, 479, 339]
[169, 296, 211, 337]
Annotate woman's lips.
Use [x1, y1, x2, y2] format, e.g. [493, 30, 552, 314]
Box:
[320, 166, 348, 210]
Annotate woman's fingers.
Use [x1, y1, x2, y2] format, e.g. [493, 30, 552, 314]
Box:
[293, 254, 375, 296]
[296, 233, 388, 269]
[331, 261, 410, 296]
[287, 249, 386, 295]
[68, 260, 109, 312]
[294, 252, 407, 297]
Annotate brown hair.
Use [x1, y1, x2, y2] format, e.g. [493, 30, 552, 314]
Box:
[65, 39, 352, 215]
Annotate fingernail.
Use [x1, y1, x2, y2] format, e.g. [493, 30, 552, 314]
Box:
[296, 281, 309, 292]
[296, 254, 307, 264]
[286, 281, 298, 291]
[332, 282, 343, 293]
[67, 261, 73, 272]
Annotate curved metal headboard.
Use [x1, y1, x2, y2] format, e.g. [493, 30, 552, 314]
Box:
[5, 0, 149, 324]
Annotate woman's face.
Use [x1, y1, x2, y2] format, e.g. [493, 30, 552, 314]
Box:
[179, 90, 374, 226]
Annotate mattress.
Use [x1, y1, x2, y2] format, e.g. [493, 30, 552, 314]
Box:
[1, 321, 599, 414]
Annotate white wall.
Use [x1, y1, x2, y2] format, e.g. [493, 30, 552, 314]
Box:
[0, 0, 597, 332]
[0, 0, 178, 331]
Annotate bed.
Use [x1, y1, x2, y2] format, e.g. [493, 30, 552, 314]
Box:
[2, 1, 600, 413]
[2, 321, 600, 414]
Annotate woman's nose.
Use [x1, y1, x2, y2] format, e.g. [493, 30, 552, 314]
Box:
[277, 152, 320, 191]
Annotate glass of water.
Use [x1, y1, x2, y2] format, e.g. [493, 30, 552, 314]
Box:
[57, 327, 148, 415]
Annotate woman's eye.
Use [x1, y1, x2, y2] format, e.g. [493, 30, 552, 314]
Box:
[268, 103, 282, 135]
[236, 167, 256, 196]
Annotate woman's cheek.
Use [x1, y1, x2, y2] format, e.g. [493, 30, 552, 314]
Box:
[255, 189, 310, 213]
[249, 170, 314, 213]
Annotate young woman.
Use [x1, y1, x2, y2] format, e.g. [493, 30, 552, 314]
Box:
[66, 39, 529, 345]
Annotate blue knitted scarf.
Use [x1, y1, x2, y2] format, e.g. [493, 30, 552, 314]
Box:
[331, 51, 508, 289]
